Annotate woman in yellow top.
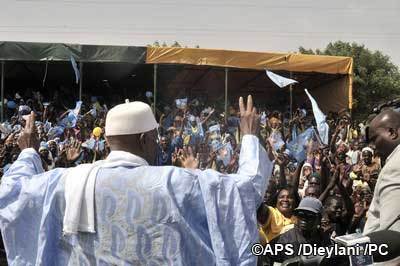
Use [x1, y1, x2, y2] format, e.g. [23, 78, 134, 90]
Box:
[257, 188, 299, 245]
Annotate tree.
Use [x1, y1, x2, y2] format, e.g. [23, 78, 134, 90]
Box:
[299, 41, 400, 119]
[147, 41, 199, 48]
[171, 41, 181, 47]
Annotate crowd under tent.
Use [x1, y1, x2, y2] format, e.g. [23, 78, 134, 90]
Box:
[0, 41, 353, 121]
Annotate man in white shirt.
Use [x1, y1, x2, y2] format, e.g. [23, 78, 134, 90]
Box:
[0, 95, 273, 266]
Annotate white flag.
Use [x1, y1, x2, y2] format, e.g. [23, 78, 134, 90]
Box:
[266, 70, 298, 88]
[304, 89, 329, 145]
[72, 101, 83, 116]
[70, 56, 80, 84]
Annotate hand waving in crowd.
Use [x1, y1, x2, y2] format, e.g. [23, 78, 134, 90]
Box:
[172, 147, 199, 169]
[17, 112, 40, 151]
[239, 95, 260, 136]
[65, 139, 82, 163]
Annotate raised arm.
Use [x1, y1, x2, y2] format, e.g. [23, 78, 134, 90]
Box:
[200, 108, 215, 124]
[276, 155, 287, 188]
[319, 153, 331, 192]
[336, 167, 355, 222]
[319, 166, 339, 203]
[194, 96, 273, 265]
[0, 112, 45, 222]
[291, 160, 305, 192]
[330, 125, 342, 154]
[237, 96, 273, 201]
[3, 112, 42, 176]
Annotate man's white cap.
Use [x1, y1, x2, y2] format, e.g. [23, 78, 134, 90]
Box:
[105, 101, 158, 136]
[362, 147, 374, 155]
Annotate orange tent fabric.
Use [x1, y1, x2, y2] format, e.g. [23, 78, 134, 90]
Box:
[146, 47, 353, 110]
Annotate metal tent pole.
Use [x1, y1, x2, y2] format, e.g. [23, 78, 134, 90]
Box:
[153, 64, 158, 114]
[225, 68, 228, 124]
[79, 62, 83, 101]
[1, 61, 4, 122]
[290, 71, 293, 120]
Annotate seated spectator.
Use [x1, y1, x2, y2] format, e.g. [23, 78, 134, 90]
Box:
[360, 147, 380, 181]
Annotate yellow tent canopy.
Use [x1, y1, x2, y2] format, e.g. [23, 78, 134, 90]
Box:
[146, 47, 353, 112]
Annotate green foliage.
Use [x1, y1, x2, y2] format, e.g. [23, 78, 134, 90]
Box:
[299, 41, 400, 119]
[147, 41, 200, 48]
[171, 41, 181, 47]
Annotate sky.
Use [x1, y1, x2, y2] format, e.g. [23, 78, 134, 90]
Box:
[1, 0, 400, 64]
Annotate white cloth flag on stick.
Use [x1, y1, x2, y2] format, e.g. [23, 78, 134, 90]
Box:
[304, 89, 329, 145]
[266, 70, 298, 88]
[70, 55, 80, 84]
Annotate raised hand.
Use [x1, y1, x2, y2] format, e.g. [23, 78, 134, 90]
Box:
[17, 111, 40, 151]
[171, 148, 178, 166]
[5, 133, 16, 147]
[239, 95, 260, 136]
[66, 139, 82, 163]
[179, 146, 199, 169]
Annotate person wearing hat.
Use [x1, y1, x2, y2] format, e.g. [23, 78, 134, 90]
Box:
[265, 197, 331, 264]
[47, 139, 59, 162]
[38, 141, 55, 171]
[0, 95, 273, 266]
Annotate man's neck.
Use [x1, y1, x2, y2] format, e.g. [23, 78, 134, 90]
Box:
[386, 143, 400, 163]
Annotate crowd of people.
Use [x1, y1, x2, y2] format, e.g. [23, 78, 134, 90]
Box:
[0, 87, 387, 265]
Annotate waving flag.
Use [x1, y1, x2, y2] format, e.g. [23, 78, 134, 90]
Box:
[266, 70, 298, 88]
[175, 98, 188, 109]
[59, 101, 82, 128]
[70, 56, 80, 84]
[304, 89, 329, 145]
[48, 126, 65, 139]
[268, 130, 285, 151]
[72, 101, 82, 116]
[287, 127, 314, 162]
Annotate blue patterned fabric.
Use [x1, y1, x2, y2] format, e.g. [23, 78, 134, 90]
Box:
[0, 135, 272, 266]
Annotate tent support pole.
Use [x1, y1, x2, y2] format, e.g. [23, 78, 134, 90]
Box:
[79, 62, 83, 101]
[290, 71, 293, 120]
[225, 68, 229, 124]
[153, 64, 158, 114]
[1, 61, 4, 122]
